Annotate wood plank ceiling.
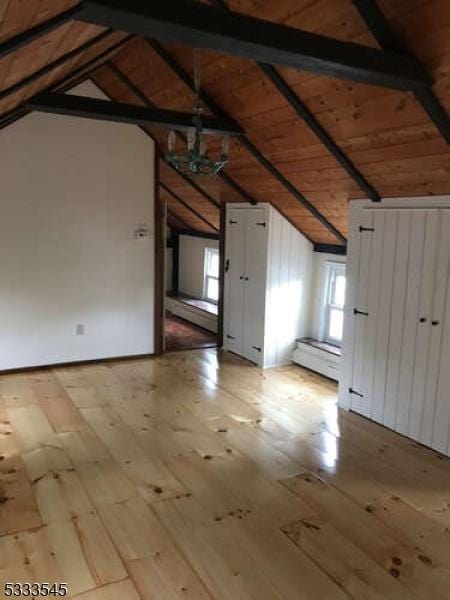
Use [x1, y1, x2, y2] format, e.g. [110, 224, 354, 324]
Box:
[0, 0, 450, 244]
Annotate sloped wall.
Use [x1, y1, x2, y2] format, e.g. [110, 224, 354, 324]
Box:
[264, 205, 314, 367]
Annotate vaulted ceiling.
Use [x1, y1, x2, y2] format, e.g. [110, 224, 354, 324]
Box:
[1, 0, 450, 246]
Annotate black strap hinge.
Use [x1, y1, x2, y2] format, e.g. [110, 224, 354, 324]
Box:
[229, 219, 238, 224]
[354, 308, 369, 317]
[359, 226, 375, 232]
[349, 387, 364, 398]
[252, 346, 262, 352]
[256, 222, 266, 227]
[227, 334, 236, 340]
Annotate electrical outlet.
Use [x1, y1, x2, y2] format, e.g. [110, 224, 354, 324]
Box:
[76, 324, 85, 336]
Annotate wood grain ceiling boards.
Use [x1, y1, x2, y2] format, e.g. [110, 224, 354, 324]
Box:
[98, 37, 343, 244]
[221, 0, 450, 198]
[0, 1, 78, 43]
[0, 1, 449, 243]
[83, 0, 450, 242]
[0, 1, 130, 116]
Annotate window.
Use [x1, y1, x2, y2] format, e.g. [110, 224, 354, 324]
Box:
[324, 262, 346, 346]
[204, 247, 219, 303]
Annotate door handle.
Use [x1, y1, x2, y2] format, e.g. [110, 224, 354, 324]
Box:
[225, 259, 230, 273]
[420, 317, 427, 323]
[432, 320, 439, 326]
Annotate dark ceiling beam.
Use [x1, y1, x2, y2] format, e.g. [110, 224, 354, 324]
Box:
[414, 89, 450, 146]
[352, 0, 409, 50]
[0, 29, 116, 103]
[313, 243, 347, 255]
[0, 5, 84, 61]
[353, 0, 450, 146]
[148, 39, 347, 244]
[211, 0, 379, 202]
[27, 91, 243, 136]
[160, 181, 219, 231]
[79, 0, 429, 91]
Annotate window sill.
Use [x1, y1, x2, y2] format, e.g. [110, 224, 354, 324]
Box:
[298, 337, 342, 357]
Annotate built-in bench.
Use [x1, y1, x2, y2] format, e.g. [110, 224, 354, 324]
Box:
[292, 337, 341, 381]
[166, 293, 218, 333]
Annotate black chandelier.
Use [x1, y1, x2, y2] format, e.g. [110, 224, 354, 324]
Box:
[165, 50, 230, 176]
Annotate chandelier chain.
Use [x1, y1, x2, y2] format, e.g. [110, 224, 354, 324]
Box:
[165, 49, 230, 176]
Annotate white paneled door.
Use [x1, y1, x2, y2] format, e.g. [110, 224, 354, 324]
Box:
[346, 207, 450, 455]
[430, 210, 450, 453]
[224, 207, 268, 365]
[224, 203, 314, 368]
[224, 208, 246, 356]
[242, 209, 268, 364]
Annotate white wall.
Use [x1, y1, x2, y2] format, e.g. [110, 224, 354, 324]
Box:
[264, 205, 314, 367]
[308, 252, 346, 341]
[179, 234, 219, 298]
[0, 81, 155, 370]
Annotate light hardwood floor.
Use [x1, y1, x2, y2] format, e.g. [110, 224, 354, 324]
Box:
[1, 348, 450, 599]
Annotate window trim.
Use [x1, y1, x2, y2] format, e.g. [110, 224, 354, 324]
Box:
[323, 261, 346, 347]
[203, 247, 220, 304]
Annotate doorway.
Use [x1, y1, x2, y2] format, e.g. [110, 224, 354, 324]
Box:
[161, 203, 225, 353]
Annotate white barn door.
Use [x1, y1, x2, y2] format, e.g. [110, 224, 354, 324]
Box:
[224, 208, 246, 356]
[349, 209, 401, 419]
[429, 211, 450, 453]
[349, 210, 375, 417]
[242, 208, 268, 365]
[347, 206, 450, 455]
